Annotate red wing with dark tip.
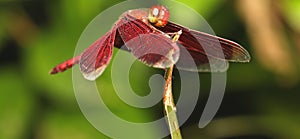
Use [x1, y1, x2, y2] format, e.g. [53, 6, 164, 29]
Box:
[157, 21, 250, 72]
[79, 27, 117, 81]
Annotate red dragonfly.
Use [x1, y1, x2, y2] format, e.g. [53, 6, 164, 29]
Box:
[50, 5, 250, 81]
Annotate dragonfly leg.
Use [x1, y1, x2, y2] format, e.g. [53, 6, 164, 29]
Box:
[171, 30, 182, 42]
[166, 30, 182, 42]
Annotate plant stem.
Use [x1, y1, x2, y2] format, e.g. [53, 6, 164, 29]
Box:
[163, 65, 182, 139]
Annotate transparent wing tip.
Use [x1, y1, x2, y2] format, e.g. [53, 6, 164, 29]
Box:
[80, 66, 106, 81]
[231, 48, 251, 63]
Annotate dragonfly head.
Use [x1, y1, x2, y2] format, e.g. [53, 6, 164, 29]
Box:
[148, 5, 170, 27]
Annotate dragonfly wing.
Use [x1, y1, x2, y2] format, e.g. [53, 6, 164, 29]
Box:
[157, 21, 250, 72]
[176, 43, 229, 72]
[116, 12, 179, 68]
[79, 27, 117, 81]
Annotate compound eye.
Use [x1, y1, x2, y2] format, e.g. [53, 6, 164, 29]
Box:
[152, 7, 159, 17]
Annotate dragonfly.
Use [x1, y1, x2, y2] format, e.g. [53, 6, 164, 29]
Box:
[50, 5, 250, 81]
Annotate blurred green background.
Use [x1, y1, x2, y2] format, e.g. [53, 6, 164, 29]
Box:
[1, 0, 300, 139]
